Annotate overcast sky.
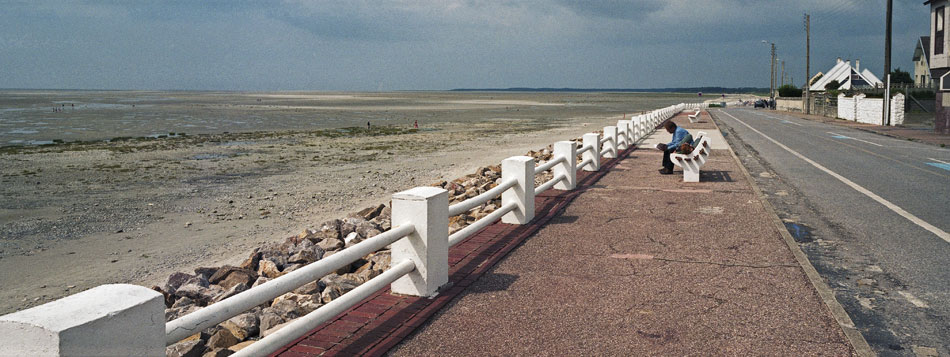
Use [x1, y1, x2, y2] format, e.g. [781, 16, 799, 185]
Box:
[0, 0, 931, 91]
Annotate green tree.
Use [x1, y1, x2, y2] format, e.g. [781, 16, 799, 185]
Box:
[825, 80, 841, 91]
[778, 84, 802, 97]
[889, 68, 913, 85]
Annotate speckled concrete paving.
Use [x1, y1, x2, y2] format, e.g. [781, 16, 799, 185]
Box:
[389, 113, 855, 356]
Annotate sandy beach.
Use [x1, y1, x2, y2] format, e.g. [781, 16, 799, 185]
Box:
[0, 91, 704, 314]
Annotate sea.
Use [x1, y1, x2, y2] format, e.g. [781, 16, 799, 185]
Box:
[0, 90, 706, 145]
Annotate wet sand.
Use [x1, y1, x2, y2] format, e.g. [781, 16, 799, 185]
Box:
[0, 91, 703, 314]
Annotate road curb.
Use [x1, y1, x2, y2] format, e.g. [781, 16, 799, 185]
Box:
[709, 109, 874, 357]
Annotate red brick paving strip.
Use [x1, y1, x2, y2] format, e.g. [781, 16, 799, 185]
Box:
[271, 148, 633, 357]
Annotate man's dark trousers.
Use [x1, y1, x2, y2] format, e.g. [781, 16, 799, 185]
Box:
[662, 147, 676, 171]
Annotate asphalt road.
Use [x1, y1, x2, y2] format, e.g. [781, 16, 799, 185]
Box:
[713, 108, 949, 356]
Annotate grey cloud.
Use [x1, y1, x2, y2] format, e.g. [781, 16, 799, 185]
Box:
[0, 0, 932, 90]
[554, 0, 666, 20]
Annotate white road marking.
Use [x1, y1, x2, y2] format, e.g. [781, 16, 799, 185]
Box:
[897, 291, 930, 308]
[826, 132, 884, 147]
[720, 110, 950, 243]
[781, 120, 804, 126]
[928, 158, 950, 165]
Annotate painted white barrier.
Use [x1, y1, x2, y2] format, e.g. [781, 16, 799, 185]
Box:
[501, 156, 536, 224]
[616, 120, 629, 150]
[552, 141, 577, 190]
[0, 103, 692, 356]
[0, 284, 165, 356]
[582, 133, 601, 172]
[391, 187, 448, 297]
[601, 126, 618, 159]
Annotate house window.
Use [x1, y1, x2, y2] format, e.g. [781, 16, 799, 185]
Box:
[937, 7, 945, 55]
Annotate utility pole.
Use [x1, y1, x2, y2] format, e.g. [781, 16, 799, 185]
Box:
[884, 0, 893, 125]
[805, 13, 811, 115]
[781, 60, 786, 87]
[771, 43, 776, 99]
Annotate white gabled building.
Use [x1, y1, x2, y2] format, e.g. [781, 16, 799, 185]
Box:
[809, 58, 884, 91]
[913, 36, 933, 87]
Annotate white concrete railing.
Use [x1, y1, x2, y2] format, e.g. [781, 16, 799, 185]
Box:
[0, 103, 693, 356]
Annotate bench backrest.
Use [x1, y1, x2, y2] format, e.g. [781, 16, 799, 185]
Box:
[686, 135, 710, 159]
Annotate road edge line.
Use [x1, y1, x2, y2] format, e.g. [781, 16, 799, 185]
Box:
[720, 110, 948, 242]
[709, 109, 874, 357]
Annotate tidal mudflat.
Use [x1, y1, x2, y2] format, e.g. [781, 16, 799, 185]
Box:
[0, 90, 701, 314]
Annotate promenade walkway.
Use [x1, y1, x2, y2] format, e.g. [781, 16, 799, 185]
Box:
[275, 111, 855, 356]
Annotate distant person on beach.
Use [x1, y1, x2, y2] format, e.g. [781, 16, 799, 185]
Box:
[414, 120, 418, 129]
[656, 121, 692, 175]
[367, 121, 371, 129]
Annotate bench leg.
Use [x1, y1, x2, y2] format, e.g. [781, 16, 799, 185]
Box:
[682, 162, 700, 182]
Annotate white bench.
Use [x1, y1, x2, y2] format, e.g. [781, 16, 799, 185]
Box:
[687, 109, 701, 123]
[670, 131, 711, 182]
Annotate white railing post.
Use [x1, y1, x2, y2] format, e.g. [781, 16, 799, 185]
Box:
[0, 284, 165, 356]
[624, 120, 636, 145]
[501, 156, 535, 224]
[637, 115, 646, 139]
[632, 116, 640, 140]
[553, 141, 577, 190]
[625, 120, 634, 146]
[603, 126, 618, 159]
[391, 187, 449, 297]
[629, 118, 639, 143]
[618, 120, 629, 146]
[615, 120, 628, 150]
[582, 133, 600, 171]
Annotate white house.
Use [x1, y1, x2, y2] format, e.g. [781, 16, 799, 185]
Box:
[913, 36, 933, 87]
[809, 58, 883, 91]
[925, 0, 950, 134]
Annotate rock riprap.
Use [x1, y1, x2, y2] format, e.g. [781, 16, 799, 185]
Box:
[163, 136, 596, 356]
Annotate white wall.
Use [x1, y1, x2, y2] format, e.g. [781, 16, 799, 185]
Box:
[855, 95, 883, 124]
[776, 98, 803, 112]
[837, 95, 856, 121]
[891, 94, 905, 125]
[837, 94, 905, 126]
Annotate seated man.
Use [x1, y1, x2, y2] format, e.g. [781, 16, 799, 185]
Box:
[656, 121, 692, 175]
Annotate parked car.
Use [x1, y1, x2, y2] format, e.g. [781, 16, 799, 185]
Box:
[754, 99, 766, 108]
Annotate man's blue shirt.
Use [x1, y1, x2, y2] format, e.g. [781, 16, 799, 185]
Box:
[666, 126, 690, 151]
